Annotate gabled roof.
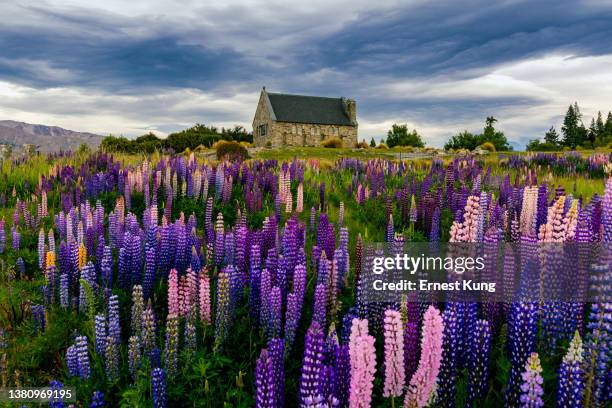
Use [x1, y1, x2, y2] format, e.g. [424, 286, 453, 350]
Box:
[265, 92, 356, 126]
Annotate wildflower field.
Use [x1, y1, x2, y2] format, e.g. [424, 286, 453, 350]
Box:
[0, 148, 609, 407]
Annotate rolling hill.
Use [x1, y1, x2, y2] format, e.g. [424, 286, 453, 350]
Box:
[0, 120, 104, 152]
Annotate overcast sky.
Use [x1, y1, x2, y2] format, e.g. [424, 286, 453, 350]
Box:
[1, 0, 612, 148]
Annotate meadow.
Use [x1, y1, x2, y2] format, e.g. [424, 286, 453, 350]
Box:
[0, 147, 609, 407]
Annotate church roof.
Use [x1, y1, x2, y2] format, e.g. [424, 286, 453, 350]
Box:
[266, 92, 355, 126]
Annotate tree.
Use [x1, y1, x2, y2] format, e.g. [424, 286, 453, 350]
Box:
[370, 138, 376, 148]
[596, 111, 605, 137]
[386, 124, 425, 148]
[544, 126, 559, 145]
[606, 112, 612, 135]
[444, 131, 480, 151]
[561, 102, 587, 148]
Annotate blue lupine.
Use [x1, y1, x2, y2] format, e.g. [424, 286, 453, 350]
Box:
[151, 368, 167, 408]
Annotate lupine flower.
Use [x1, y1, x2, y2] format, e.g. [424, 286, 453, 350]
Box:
[466, 319, 492, 406]
[255, 348, 277, 408]
[199, 269, 211, 324]
[557, 331, 584, 408]
[506, 300, 538, 405]
[349, 318, 376, 408]
[90, 391, 105, 408]
[404, 305, 444, 408]
[108, 295, 121, 344]
[184, 307, 197, 352]
[437, 304, 460, 407]
[94, 314, 106, 356]
[128, 335, 142, 378]
[383, 309, 405, 398]
[49, 380, 66, 408]
[168, 269, 179, 315]
[312, 283, 327, 329]
[66, 345, 78, 377]
[215, 270, 232, 348]
[519, 353, 544, 408]
[131, 285, 144, 338]
[76, 335, 90, 380]
[299, 322, 326, 404]
[164, 313, 179, 377]
[151, 368, 167, 408]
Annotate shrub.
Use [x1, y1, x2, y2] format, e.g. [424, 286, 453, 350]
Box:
[376, 143, 389, 149]
[265, 141, 272, 148]
[356, 140, 369, 149]
[321, 138, 344, 148]
[215, 140, 249, 161]
[479, 142, 496, 152]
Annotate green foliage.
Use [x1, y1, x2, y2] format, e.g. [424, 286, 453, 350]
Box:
[386, 124, 425, 148]
[215, 140, 249, 161]
[444, 116, 511, 151]
[369, 137, 376, 147]
[321, 137, 344, 148]
[101, 124, 253, 154]
[479, 141, 496, 152]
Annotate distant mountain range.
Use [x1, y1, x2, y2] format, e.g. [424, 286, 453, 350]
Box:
[0, 120, 104, 152]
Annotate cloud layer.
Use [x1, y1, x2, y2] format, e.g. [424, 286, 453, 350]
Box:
[1, 0, 612, 147]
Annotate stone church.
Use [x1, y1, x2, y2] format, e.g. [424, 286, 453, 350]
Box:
[252, 87, 358, 147]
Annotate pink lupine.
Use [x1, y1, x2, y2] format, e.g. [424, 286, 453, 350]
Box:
[168, 268, 179, 315]
[349, 318, 376, 408]
[296, 182, 304, 213]
[199, 269, 211, 324]
[383, 309, 405, 398]
[450, 195, 480, 242]
[538, 196, 566, 242]
[404, 305, 444, 408]
[520, 186, 538, 236]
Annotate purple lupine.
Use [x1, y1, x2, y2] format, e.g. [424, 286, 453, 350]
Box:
[144, 247, 156, 299]
[312, 283, 327, 328]
[31, 304, 46, 334]
[268, 286, 282, 339]
[214, 271, 231, 348]
[94, 314, 106, 356]
[142, 301, 157, 353]
[76, 335, 90, 380]
[151, 368, 167, 408]
[505, 300, 538, 405]
[255, 348, 277, 407]
[11, 226, 20, 250]
[298, 322, 326, 404]
[108, 295, 121, 344]
[557, 331, 584, 408]
[101, 246, 112, 289]
[66, 344, 79, 376]
[268, 338, 285, 407]
[60, 273, 69, 308]
[466, 319, 492, 406]
[90, 391, 105, 408]
[284, 293, 300, 353]
[0, 219, 5, 254]
[38, 228, 46, 269]
[437, 303, 460, 407]
[49, 380, 66, 408]
[519, 353, 544, 408]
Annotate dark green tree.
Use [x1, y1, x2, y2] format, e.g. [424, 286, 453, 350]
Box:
[606, 112, 612, 135]
[386, 124, 425, 147]
[370, 138, 376, 148]
[544, 126, 559, 145]
[444, 131, 480, 151]
[596, 111, 605, 137]
[562, 102, 586, 148]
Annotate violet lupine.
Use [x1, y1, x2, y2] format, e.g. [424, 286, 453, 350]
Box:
[438, 304, 460, 407]
[76, 335, 90, 380]
[66, 344, 79, 376]
[404, 305, 444, 408]
[383, 309, 405, 399]
[60, 273, 69, 308]
[38, 228, 46, 269]
[151, 368, 167, 408]
[0, 219, 5, 254]
[298, 322, 326, 404]
[312, 283, 327, 329]
[49, 380, 66, 408]
[349, 318, 376, 408]
[90, 390, 105, 408]
[584, 301, 611, 407]
[519, 353, 544, 408]
[505, 299, 538, 406]
[557, 331, 584, 408]
[466, 319, 492, 406]
[94, 314, 106, 356]
[268, 286, 282, 339]
[143, 247, 156, 299]
[105, 335, 119, 380]
[11, 226, 20, 250]
[255, 348, 277, 408]
[404, 320, 420, 385]
[108, 295, 121, 344]
[184, 307, 197, 352]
